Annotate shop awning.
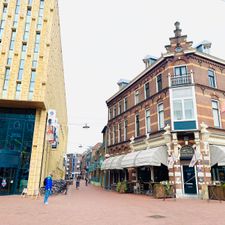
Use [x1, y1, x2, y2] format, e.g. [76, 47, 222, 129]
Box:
[135, 146, 168, 167]
[101, 157, 114, 170]
[110, 155, 125, 170]
[121, 151, 141, 168]
[210, 145, 225, 166]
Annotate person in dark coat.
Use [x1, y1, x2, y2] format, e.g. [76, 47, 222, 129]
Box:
[44, 174, 53, 205]
[85, 176, 89, 186]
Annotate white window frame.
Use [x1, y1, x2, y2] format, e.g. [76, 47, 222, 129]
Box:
[118, 123, 122, 143]
[145, 109, 151, 134]
[144, 82, 150, 100]
[124, 120, 127, 141]
[174, 65, 187, 76]
[113, 105, 117, 118]
[156, 74, 162, 92]
[170, 86, 198, 131]
[108, 127, 111, 146]
[208, 69, 217, 88]
[118, 101, 122, 115]
[134, 90, 139, 105]
[124, 97, 128, 111]
[157, 103, 164, 130]
[212, 99, 222, 128]
[135, 113, 140, 137]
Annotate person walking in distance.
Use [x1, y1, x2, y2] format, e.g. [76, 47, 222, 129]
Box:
[44, 174, 53, 205]
[85, 176, 88, 186]
[76, 175, 80, 189]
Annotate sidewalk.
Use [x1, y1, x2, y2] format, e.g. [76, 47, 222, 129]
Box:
[0, 180, 225, 225]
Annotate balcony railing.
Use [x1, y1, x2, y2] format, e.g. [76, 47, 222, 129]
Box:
[169, 71, 194, 87]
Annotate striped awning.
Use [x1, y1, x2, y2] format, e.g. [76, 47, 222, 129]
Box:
[210, 145, 225, 166]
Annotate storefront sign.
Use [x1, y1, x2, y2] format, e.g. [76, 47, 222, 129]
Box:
[180, 146, 194, 160]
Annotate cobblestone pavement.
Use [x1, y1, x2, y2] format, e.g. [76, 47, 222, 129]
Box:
[1, 181, 225, 225]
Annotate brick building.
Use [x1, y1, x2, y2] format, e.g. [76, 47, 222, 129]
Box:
[101, 22, 225, 198]
[0, 0, 67, 195]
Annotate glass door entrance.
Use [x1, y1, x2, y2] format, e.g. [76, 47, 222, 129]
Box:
[183, 165, 197, 194]
[0, 168, 16, 195]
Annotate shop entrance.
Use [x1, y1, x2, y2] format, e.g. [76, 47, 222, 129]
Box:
[183, 165, 197, 194]
[0, 168, 16, 195]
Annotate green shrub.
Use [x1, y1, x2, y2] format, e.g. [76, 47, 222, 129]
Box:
[116, 182, 121, 192]
[120, 181, 128, 193]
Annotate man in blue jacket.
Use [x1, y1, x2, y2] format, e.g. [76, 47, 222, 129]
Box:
[44, 174, 53, 205]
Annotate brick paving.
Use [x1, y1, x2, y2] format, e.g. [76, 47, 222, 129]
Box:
[0, 181, 225, 225]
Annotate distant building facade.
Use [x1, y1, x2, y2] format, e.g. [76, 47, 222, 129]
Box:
[65, 153, 76, 180]
[101, 22, 225, 199]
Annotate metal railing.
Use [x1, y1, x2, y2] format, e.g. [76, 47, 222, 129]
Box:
[169, 72, 194, 87]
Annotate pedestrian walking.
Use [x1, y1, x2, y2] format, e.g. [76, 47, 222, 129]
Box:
[64, 181, 68, 195]
[43, 174, 53, 205]
[75, 176, 80, 189]
[85, 177, 88, 186]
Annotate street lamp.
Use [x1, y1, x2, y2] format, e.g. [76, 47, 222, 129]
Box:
[82, 123, 90, 129]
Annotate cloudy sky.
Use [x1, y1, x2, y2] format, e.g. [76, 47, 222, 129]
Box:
[58, 0, 225, 153]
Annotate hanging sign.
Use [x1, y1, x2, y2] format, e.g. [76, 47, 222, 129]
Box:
[46, 109, 59, 149]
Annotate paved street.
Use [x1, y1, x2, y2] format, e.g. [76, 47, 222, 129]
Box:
[1, 181, 225, 225]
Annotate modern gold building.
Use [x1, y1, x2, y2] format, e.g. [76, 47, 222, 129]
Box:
[0, 0, 68, 195]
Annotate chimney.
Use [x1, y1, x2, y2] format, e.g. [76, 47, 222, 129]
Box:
[117, 79, 130, 90]
[143, 55, 157, 68]
[195, 40, 212, 54]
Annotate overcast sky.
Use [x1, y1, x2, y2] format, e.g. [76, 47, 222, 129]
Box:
[58, 0, 225, 154]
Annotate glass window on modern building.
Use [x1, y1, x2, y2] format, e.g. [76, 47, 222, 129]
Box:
[23, 8, 32, 41]
[144, 82, 150, 99]
[13, 0, 20, 28]
[9, 30, 16, 51]
[212, 100, 221, 128]
[124, 120, 128, 141]
[2, 68, 10, 98]
[0, 5, 8, 40]
[158, 103, 164, 130]
[28, 70, 36, 100]
[135, 114, 140, 137]
[208, 70, 216, 88]
[124, 97, 128, 111]
[145, 109, 151, 134]
[157, 74, 162, 92]
[37, 0, 44, 30]
[134, 90, 139, 105]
